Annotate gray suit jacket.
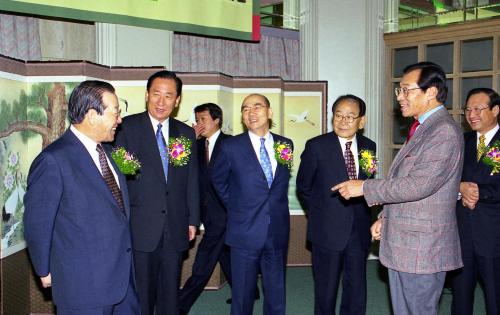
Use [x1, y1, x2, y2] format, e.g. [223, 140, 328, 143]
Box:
[364, 107, 464, 274]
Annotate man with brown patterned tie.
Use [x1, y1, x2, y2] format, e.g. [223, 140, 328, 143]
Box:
[333, 62, 464, 315]
[24, 80, 139, 314]
[297, 94, 376, 315]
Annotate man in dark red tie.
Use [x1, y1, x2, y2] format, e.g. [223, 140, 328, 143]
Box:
[333, 62, 464, 315]
[179, 103, 234, 314]
[297, 94, 376, 315]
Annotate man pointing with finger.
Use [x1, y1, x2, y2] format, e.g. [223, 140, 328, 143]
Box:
[333, 62, 464, 315]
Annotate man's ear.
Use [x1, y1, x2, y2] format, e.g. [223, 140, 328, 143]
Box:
[425, 86, 438, 101]
[358, 115, 367, 130]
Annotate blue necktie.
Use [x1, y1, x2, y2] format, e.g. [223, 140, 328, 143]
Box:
[260, 138, 273, 187]
[156, 123, 169, 183]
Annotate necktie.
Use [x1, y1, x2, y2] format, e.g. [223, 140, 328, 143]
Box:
[407, 119, 420, 142]
[156, 123, 169, 182]
[96, 144, 125, 213]
[205, 139, 210, 164]
[477, 134, 487, 161]
[344, 141, 357, 180]
[260, 138, 273, 187]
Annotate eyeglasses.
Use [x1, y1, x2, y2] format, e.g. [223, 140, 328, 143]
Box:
[334, 113, 360, 123]
[241, 104, 268, 113]
[394, 87, 421, 97]
[464, 106, 490, 115]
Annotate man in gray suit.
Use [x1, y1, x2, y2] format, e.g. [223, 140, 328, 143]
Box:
[333, 62, 464, 315]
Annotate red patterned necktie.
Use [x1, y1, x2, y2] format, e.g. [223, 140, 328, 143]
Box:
[205, 139, 210, 164]
[344, 141, 357, 180]
[407, 120, 420, 142]
[96, 144, 125, 213]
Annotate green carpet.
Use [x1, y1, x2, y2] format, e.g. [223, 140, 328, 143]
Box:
[188, 260, 486, 314]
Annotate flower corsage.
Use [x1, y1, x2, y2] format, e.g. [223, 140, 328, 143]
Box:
[168, 136, 192, 167]
[111, 147, 141, 175]
[274, 141, 293, 170]
[359, 149, 378, 177]
[482, 140, 500, 175]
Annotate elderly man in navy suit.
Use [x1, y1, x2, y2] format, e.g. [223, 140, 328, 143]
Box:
[297, 94, 376, 315]
[24, 80, 139, 314]
[211, 94, 293, 315]
[451, 88, 500, 315]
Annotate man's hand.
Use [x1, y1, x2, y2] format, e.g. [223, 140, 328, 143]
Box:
[460, 182, 479, 210]
[331, 180, 364, 200]
[40, 274, 52, 288]
[188, 225, 197, 241]
[192, 124, 205, 139]
[371, 218, 382, 240]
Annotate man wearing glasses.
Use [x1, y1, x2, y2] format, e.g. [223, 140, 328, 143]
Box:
[297, 94, 376, 315]
[211, 94, 293, 315]
[451, 88, 500, 315]
[333, 62, 464, 315]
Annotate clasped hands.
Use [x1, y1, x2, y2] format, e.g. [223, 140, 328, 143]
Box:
[460, 182, 479, 210]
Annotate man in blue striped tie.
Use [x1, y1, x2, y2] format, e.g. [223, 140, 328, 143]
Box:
[211, 94, 294, 315]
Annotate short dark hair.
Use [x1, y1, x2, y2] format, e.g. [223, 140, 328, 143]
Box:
[194, 103, 223, 128]
[331, 94, 366, 117]
[465, 87, 500, 110]
[68, 80, 115, 124]
[146, 70, 183, 97]
[403, 62, 447, 103]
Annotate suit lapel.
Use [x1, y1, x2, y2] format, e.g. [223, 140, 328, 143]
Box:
[330, 133, 350, 180]
[106, 146, 131, 218]
[66, 131, 126, 217]
[241, 133, 270, 186]
[356, 135, 369, 180]
[473, 128, 500, 178]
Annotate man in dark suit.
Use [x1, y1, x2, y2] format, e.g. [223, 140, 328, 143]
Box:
[297, 94, 376, 315]
[211, 94, 293, 315]
[179, 103, 232, 314]
[334, 62, 463, 315]
[114, 70, 200, 315]
[24, 80, 139, 314]
[451, 87, 500, 315]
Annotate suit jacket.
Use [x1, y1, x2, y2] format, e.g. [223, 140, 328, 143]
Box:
[23, 130, 133, 308]
[364, 107, 464, 274]
[114, 112, 200, 252]
[211, 132, 293, 250]
[197, 132, 231, 235]
[456, 129, 500, 257]
[297, 132, 376, 251]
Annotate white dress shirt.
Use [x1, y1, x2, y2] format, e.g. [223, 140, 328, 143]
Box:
[149, 114, 169, 143]
[70, 125, 120, 187]
[477, 124, 499, 147]
[248, 131, 277, 176]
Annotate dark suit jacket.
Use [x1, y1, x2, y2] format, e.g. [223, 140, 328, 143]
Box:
[296, 132, 376, 251]
[197, 132, 231, 235]
[24, 129, 133, 308]
[115, 112, 200, 252]
[211, 132, 293, 250]
[456, 129, 500, 257]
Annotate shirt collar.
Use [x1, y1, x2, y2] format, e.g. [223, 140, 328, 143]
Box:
[418, 105, 444, 124]
[70, 125, 98, 152]
[207, 129, 221, 144]
[478, 124, 500, 145]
